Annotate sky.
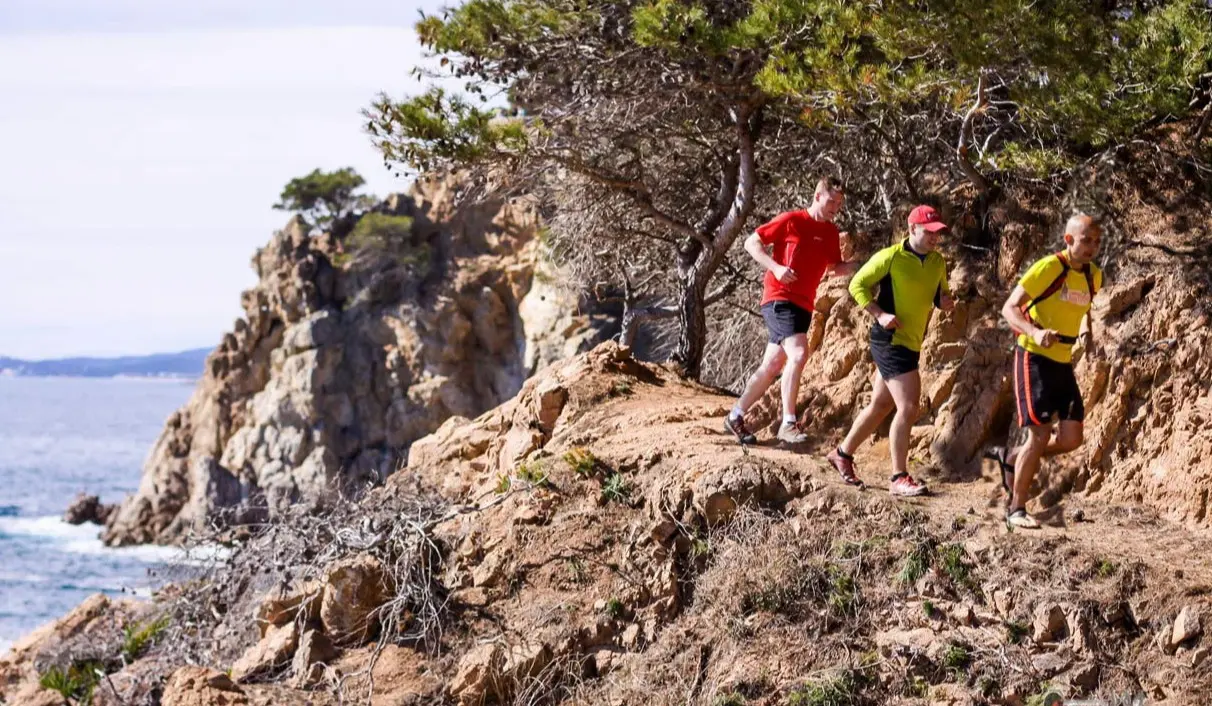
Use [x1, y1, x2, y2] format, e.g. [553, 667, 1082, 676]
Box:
[0, 0, 456, 359]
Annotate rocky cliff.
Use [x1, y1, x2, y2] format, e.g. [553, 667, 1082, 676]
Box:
[102, 174, 610, 546]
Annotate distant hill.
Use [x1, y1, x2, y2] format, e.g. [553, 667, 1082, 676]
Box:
[0, 348, 210, 378]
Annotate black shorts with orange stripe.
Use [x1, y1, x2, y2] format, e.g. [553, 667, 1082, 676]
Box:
[1013, 346, 1084, 427]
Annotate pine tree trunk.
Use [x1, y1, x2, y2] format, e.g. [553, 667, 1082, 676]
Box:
[672, 272, 708, 379]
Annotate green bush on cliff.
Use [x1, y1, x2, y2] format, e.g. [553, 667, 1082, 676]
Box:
[340, 213, 430, 271]
[274, 167, 374, 231]
[39, 661, 101, 704]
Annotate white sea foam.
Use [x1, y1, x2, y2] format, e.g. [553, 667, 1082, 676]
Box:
[0, 516, 229, 565]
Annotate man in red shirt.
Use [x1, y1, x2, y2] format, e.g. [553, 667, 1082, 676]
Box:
[724, 177, 857, 445]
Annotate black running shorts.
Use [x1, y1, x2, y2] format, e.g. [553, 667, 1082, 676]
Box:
[1013, 346, 1084, 426]
[869, 337, 920, 380]
[760, 301, 813, 344]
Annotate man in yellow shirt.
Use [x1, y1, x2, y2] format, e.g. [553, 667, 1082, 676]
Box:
[826, 205, 954, 496]
[992, 213, 1103, 529]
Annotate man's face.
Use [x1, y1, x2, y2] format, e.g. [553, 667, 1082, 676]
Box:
[910, 223, 943, 253]
[1066, 224, 1102, 264]
[815, 189, 845, 222]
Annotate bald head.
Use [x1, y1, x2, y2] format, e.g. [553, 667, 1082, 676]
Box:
[1063, 213, 1102, 265]
[1065, 213, 1100, 238]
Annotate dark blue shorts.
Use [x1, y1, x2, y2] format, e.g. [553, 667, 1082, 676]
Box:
[761, 301, 812, 344]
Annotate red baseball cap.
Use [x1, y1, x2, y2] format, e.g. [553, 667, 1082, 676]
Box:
[908, 205, 948, 232]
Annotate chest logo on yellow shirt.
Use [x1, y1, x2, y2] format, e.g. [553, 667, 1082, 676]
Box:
[1059, 284, 1091, 306]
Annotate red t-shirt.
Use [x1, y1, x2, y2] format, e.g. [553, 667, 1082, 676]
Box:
[757, 210, 842, 311]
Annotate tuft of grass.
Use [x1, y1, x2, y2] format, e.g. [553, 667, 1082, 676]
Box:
[830, 537, 887, 560]
[942, 642, 971, 676]
[565, 558, 588, 584]
[897, 541, 932, 586]
[712, 693, 746, 706]
[39, 662, 102, 703]
[563, 448, 597, 477]
[922, 599, 936, 618]
[600, 472, 630, 504]
[938, 543, 976, 591]
[977, 674, 1001, 698]
[787, 669, 863, 706]
[1005, 619, 1029, 645]
[898, 507, 928, 528]
[691, 537, 711, 559]
[826, 566, 859, 616]
[1025, 683, 1065, 706]
[495, 473, 512, 494]
[516, 462, 549, 487]
[604, 597, 625, 619]
[121, 615, 170, 664]
[609, 380, 633, 397]
[1095, 558, 1118, 578]
[740, 585, 788, 615]
[906, 675, 929, 698]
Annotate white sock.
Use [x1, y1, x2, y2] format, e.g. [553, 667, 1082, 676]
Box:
[730, 406, 744, 420]
[783, 414, 797, 425]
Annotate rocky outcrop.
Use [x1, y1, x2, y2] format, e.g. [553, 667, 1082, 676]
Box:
[63, 493, 116, 525]
[161, 667, 248, 706]
[103, 174, 611, 546]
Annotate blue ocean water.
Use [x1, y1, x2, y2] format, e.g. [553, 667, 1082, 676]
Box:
[0, 375, 195, 654]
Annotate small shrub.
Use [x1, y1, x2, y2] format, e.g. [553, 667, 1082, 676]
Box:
[942, 642, 971, 675]
[564, 448, 597, 477]
[495, 474, 512, 494]
[516, 462, 549, 487]
[938, 543, 976, 591]
[345, 213, 421, 266]
[691, 537, 711, 559]
[604, 597, 625, 619]
[1006, 620, 1029, 644]
[601, 472, 630, 504]
[977, 674, 1000, 697]
[787, 669, 863, 706]
[740, 585, 789, 615]
[121, 615, 170, 664]
[1025, 683, 1065, 706]
[826, 566, 859, 616]
[922, 599, 936, 618]
[609, 380, 633, 397]
[39, 662, 101, 703]
[565, 558, 588, 584]
[712, 693, 746, 706]
[1095, 558, 1117, 578]
[905, 675, 929, 698]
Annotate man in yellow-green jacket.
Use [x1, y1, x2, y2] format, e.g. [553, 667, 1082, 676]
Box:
[827, 205, 954, 496]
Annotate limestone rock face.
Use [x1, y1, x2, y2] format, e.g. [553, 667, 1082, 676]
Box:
[103, 175, 610, 546]
[161, 667, 248, 706]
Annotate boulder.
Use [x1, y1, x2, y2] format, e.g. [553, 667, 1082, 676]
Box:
[161, 667, 248, 706]
[320, 555, 392, 645]
[63, 493, 116, 526]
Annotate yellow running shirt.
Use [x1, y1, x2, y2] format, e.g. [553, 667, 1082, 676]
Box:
[1016, 253, 1103, 364]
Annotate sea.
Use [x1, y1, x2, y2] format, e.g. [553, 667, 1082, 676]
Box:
[0, 375, 196, 655]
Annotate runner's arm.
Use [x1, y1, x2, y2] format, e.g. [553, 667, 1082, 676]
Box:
[849, 249, 899, 327]
[1002, 286, 1040, 335]
[743, 232, 779, 272]
[848, 249, 891, 312]
[1002, 286, 1057, 346]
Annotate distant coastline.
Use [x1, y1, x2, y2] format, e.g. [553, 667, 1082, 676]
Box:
[0, 348, 210, 379]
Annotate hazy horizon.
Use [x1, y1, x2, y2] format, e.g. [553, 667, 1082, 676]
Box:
[0, 0, 454, 359]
